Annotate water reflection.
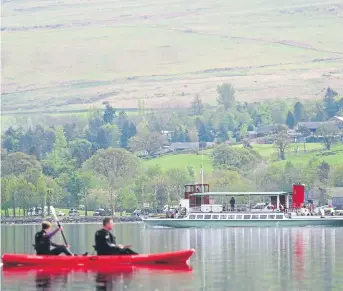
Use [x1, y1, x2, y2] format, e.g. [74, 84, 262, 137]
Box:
[2, 224, 343, 290]
[2, 264, 193, 291]
[95, 270, 133, 291]
[35, 272, 67, 291]
[188, 227, 343, 291]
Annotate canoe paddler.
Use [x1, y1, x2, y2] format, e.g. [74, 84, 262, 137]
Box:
[34, 221, 74, 256]
[94, 217, 138, 256]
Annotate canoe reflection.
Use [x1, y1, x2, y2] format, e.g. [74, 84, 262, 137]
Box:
[95, 270, 133, 291]
[35, 272, 67, 291]
[3, 264, 193, 291]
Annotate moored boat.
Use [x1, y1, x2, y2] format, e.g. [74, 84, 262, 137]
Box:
[143, 184, 343, 228]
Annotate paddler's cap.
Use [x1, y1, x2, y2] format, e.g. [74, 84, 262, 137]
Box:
[42, 221, 52, 229]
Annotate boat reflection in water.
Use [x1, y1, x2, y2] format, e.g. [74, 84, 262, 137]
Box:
[188, 227, 339, 290]
[2, 264, 193, 291]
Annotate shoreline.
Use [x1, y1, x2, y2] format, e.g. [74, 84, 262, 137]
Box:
[0, 216, 142, 225]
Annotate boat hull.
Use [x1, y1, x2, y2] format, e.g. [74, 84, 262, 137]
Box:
[143, 218, 343, 228]
[1, 249, 194, 267]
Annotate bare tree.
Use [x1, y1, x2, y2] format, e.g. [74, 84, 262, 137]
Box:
[129, 129, 166, 156]
[296, 125, 311, 152]
[274, 126, 290, 160]
[317, 123, 340, 150]
[191, 95, 204, 116]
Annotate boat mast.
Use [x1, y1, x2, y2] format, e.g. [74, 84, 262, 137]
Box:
[201, 142, 204, 192]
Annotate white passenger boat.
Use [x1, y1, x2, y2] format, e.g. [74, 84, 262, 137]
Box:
[143, 184, 343, 228]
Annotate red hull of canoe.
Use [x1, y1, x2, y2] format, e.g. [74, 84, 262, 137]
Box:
[1, 249, 194, 267]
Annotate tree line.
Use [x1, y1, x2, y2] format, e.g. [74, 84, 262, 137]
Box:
[1, 84, 343, 216]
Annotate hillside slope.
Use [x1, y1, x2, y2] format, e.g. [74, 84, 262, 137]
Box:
[2, 0, 343, 113]
[143, 143, 343, 175]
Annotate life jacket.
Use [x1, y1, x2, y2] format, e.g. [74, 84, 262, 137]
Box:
[34, 230, 51, 254]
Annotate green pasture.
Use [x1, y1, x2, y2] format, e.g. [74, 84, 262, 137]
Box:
[143, 143, 343, 174]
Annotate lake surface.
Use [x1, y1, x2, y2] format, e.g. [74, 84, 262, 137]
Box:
[1, 223, 343, 291]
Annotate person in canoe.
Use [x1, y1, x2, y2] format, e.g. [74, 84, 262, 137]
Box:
[94, 217, 138, 255]
[34, 221, 74, 256]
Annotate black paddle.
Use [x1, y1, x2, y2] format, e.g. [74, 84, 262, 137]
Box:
[51, 209, 88, 256]
[51, 208, 68, 247]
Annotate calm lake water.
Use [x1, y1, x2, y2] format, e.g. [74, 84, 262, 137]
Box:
[1, 223, 343, 291]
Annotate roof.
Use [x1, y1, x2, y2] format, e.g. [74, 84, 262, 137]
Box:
[190, 191, 290, 197]
[331, 116, 343, 122]
[169, 142, 199, 151]
[256, 126, 279, 134]
[297, 121, 335, 129]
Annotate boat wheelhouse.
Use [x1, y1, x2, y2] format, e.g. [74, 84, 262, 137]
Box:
[143, 183, 343, 228]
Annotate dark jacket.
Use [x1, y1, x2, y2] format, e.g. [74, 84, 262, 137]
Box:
[34, 229, 60, 255]
[94, 229, 119, 255]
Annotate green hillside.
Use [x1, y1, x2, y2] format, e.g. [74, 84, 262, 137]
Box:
[142, 143, 343, 174]
[2, 0, 343, 113]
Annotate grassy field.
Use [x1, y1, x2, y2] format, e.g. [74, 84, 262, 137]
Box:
[2, 0, 343, 114]
[143, 151, 213, 175]
[142, 143, 343, 175]
[275, 144, 343, 166]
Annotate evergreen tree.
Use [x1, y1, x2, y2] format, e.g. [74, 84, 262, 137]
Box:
[120, 121, 137, 148]
[196, 119, 214, 142]
[286, 111, 295, 128]
[247, 124, 254, 131]
[313, 103, 326, 121]
[43, 126, 74, 177]
[324, 90, 339, 118]
[217, 124, 229, 142]
[85, 117, 104, 143]
[103, 104, 116, 124]
[293, 101, 306, 123]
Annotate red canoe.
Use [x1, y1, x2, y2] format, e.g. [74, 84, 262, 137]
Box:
[1, 249, 195, 267]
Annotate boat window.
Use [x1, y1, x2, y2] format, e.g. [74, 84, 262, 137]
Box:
[235, 215, 242, 219]
[244, 215, 251, 220]
[252, 215, 259, 219]
[227, 215, 235, 219]
[268, 215, 275, 219]
[189, 215, 196, 219]
[276, 215, 284, 219]
[212, 215, 219, 219]
[220, 215, 227, 219]
[196, 215, 203, 219]
[204, 215, 211, 219]
[260, 215, 267, 219]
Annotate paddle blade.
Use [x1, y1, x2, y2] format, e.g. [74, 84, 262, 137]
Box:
[51, 207, 58, 222]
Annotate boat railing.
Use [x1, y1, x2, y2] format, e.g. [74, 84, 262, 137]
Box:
[189, 206, 284, 214]
[189, 204, 322, 217]
[187, 212, 288, 220]
[189, 207, 201, 212]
